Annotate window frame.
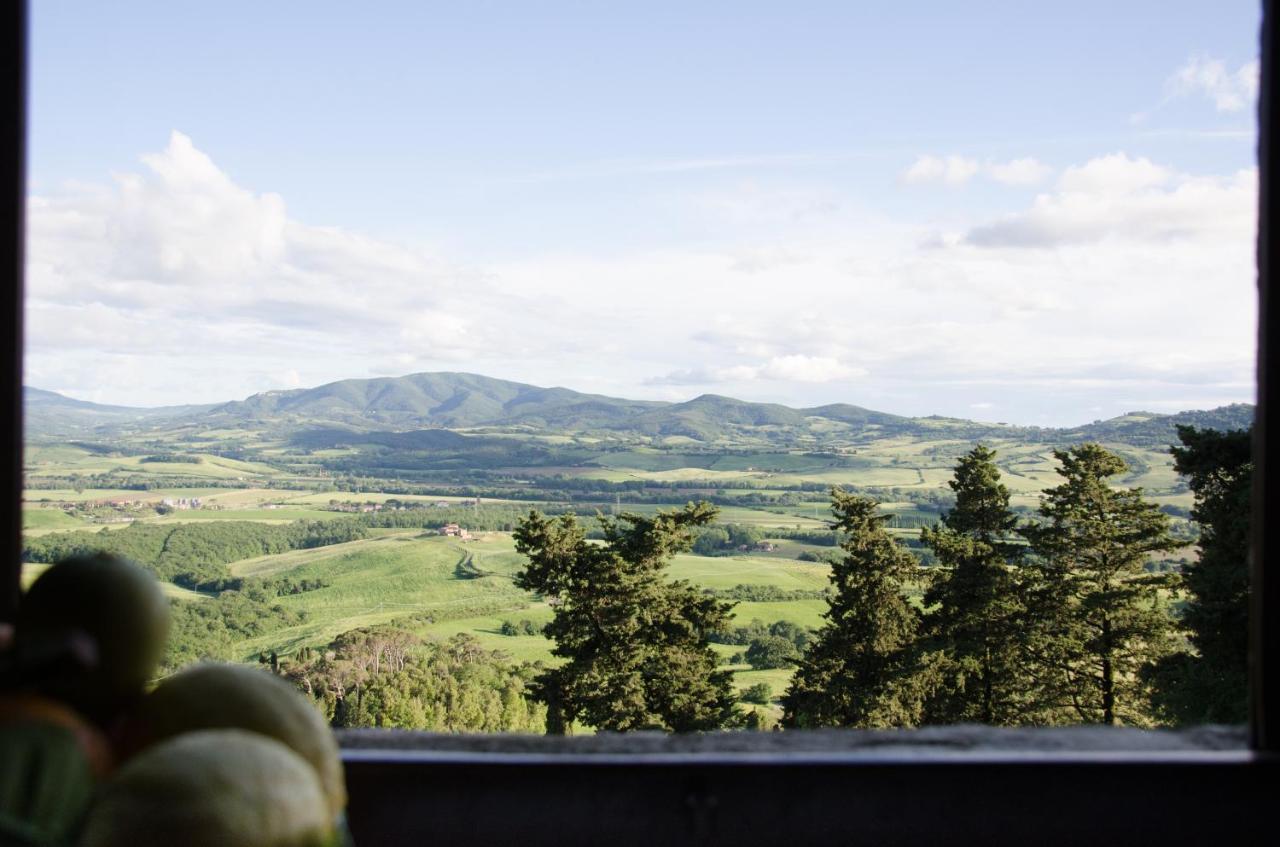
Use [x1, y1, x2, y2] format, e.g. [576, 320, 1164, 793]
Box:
[2, 3, 1276, 843]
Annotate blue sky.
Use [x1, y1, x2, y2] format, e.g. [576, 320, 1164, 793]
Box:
[25, 1, 1262, 424]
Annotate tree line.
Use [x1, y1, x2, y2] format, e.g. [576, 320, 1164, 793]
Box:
[279, 627, 546, 732]
[511, 427, 1249, 732]
[23, 518, 368, 589]
[783, 430, 1248, 728]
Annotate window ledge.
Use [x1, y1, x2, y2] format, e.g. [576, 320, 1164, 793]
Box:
[338, 724, 1250, 763]
[338, 726, 1272, 846]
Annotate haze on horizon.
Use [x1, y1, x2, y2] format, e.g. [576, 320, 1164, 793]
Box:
[24, 1, 1260, 427]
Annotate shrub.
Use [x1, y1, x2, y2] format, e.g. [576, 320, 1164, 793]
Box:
[745, 636, 801, 670]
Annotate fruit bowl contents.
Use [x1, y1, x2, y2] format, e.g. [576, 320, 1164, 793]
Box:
[1, 554, 351, 846]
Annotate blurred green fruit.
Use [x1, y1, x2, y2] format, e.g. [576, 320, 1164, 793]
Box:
[17, 553, 169, 723]
[80, 729, 335, 847]
[125, 662, 346, 816]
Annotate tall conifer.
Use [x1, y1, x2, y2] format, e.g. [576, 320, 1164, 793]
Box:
[513, 503, 739, 733]
[781, 488, 922, 728]
[920, 446, 1029, 725]
[1149, 426, 1252, 723]
[1021, 444, 1179, 725]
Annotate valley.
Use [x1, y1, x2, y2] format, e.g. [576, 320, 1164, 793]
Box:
[21, 371, 1246, 726]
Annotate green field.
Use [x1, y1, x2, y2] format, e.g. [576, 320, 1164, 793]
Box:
[22, 506, 88, 532]
[233, 534, 532, 657]
[20, 562, 206, 602]
[24, 487, 227, 503]
[621, 504, 829, 529]
[198, 530, 837, 700]
[149, 507, 331, 524]
[21, 402, 1207, 722]
[667, 553, 829, 591]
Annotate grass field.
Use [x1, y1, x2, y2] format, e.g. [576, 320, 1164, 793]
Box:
[149, 507, 331, 524]
[21, 425, 1196, 720]
[276, 491, 527, 507]
[620, 504, 828, 529]
[234, 534, 532, 657]
[730, 601, 827, 630]
[22, 506, 88, 532]
[20, 562, 207, 602]
[215, 531, 836, 704]
[667, 553, 829, 592]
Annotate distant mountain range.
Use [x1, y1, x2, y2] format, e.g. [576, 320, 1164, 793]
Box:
[23, 372, 1256, 447]
[24, 387, 218, 433]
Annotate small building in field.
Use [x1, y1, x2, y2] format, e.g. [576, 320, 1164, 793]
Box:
[442, 523, 462, 536]
[441, 523, 475, 541]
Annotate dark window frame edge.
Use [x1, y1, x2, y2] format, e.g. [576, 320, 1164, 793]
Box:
[2, 2, 1276, 843]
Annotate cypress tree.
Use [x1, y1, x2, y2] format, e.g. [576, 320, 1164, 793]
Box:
[1149, 426, 1252, 724]
[1021, 444, 1180, 725]
[920, 445, 1029, 725]
[513, 503, 739, 733]
[781, 488, 922, 728]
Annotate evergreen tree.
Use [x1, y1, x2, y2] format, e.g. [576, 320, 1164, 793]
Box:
[1021, 444, 1180, 725]
[1149, 426, 1252, 724]
[920, 446, 1029, 725]
[781, 488, 923, 728]
[513, 503, 740, 733]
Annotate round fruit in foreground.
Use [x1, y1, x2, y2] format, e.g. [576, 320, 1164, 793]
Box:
[0, 716, 99, 844]
[0, 693, 113, 778]
[124, 662, 346, 816]
[16, 553, 169, 722]
[79, 729, 335, 847]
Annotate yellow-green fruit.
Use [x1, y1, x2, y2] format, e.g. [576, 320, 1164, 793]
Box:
[0, 694, 114, 778]
[17, 553, 169, 722]
[127, 663, 346, 816]
[0, 721, 97, 845]
[79, 729, 335, 847]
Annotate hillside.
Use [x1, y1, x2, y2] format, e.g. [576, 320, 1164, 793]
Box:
[24, 372, 1254, 447]
[24, 387, 216, 436]
[205, 372, 664, 431]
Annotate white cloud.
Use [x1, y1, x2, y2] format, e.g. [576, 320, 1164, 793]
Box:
[985, 157, 1054, 187]
[647, 365, 761, 386]
[965, 153, 1254, 248]
[758, 355, 863, 383]
[904, 155, 1052, 187]
[1057, 153, 1170, 194]
[1168, 55, 1260, 113]
[26, 136, 1256, 425]
[25, 131, 505, 403]
[903, 155, 980, 186]
[649, 356, 863, 387]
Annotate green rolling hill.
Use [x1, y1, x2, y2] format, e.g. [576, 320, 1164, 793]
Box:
[24, 371, 1253, 448]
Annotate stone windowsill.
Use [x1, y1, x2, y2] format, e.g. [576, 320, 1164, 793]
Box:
[336, 724, 1250, 759]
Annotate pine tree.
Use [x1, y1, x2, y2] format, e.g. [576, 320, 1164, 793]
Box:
[1149, 426, 1252, 724]
[920, 445, 1029, 725]
[1021, 444, 1180, 725]
[781, 488, 923, 728]
[513, 503, 740, 733]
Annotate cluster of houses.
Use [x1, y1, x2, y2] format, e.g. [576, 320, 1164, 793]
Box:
[440, 523, 474, 542]
[73, 498, 148, 509]
[327, 498, 483, 513]
[55, 496, 204, 512]
[328, 501, 382, 513]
